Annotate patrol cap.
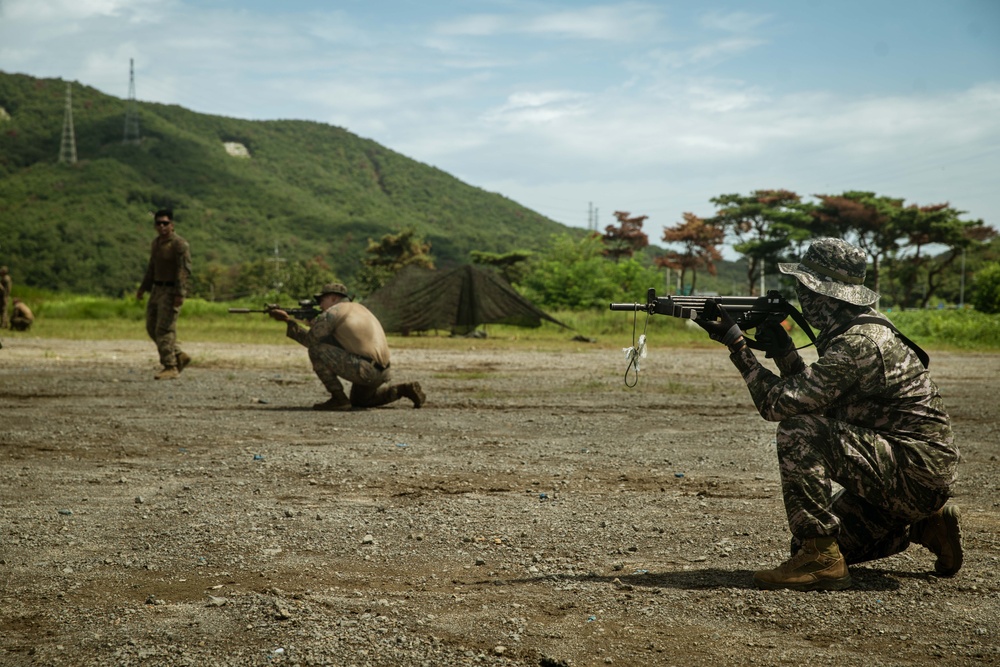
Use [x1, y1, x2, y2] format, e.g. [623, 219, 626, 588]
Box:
[778, 237, 879, 306]
[313, 282, 350, 302]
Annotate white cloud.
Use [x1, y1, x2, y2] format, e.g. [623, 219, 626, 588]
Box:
[523, 3, 665, 41]
[1, 0, 166, 22]
[688, 37, 767, 64]
[0, 0, 995, 232]
[434, 13, 508, 37]
[434, 3, 666, 42]
[699, 10, 772, 34]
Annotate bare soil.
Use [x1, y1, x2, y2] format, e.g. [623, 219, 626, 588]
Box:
[1, 336, 998, 667]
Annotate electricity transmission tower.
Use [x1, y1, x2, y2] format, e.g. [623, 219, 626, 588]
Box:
[123, 58, 140, 144]
[58, 83, 77, 164]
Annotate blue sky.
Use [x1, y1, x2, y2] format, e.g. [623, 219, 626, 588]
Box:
[2, 0, 998, 243]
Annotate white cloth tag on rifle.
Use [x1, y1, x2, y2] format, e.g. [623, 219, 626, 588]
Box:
[623, 334, 647, 372]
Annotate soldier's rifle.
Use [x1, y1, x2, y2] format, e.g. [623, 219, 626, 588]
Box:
[610, 288, 816, 352]
[228, 300, 322, 321]
[609, 289, 817, 386]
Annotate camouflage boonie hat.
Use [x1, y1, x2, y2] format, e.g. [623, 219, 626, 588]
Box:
[778, 237, 879, 306]
[313, 282, 350, 302]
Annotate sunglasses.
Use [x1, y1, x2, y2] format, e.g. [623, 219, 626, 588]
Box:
[154, 220, 172, 226]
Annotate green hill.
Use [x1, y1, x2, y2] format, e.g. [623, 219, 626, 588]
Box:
[0, 70, 573, 296]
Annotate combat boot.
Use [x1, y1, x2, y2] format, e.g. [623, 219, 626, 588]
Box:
[398, 382, 426, 408]
[313, 397, 352, 411]
[753, 537, 852, 591]
[910, 504, 963, 576]
[176, 352, 192, 373]
[155, 367, 180, 380]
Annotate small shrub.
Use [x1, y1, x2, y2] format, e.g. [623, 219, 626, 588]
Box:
[972, 262, 1000, 314]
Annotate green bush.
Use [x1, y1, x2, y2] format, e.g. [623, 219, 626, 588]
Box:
[972, 262, 1000, 314]
[520, 234, 663, 310]
[888, 308, 1000, 350]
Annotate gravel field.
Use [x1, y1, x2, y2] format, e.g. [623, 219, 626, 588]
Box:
[1, 336, 998, 666]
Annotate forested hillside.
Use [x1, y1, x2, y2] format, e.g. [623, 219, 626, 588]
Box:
[0, 71, 572, 296]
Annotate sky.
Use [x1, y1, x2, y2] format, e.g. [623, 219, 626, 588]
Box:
[2, 0, 999, 247]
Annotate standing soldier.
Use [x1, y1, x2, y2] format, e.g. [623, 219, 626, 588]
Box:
[136, 209, 192, 380]
[0, 266, 12, 329]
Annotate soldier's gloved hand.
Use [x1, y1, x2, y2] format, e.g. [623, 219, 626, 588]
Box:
[754, 320, 794, 358]
[695, 302, 744, 349]
[267, 308, 291, 323]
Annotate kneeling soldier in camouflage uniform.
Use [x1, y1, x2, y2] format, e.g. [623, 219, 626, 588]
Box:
[697, 237, 961, 591]
[268, 282, 425, 411]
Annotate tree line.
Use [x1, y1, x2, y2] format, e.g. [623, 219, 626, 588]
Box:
[601, 190, 996, 310]
[188, 189, 999, 315]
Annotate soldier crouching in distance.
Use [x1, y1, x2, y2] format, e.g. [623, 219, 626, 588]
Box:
[268, 282, 425, 411]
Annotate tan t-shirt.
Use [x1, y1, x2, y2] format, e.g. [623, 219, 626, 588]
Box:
[287, 301, 390, 368]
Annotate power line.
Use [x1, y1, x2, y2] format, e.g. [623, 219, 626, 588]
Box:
[58, 83, 77, 164]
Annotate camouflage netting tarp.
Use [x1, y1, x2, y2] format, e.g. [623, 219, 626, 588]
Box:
[363, 265, 568, 335]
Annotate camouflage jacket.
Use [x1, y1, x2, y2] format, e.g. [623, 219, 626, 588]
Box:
[139, 232, 191, 297]
[729, 306, 957, 488]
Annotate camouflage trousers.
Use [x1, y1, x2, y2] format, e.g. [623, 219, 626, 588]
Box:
[145, 287, 184, 368]
[776, 413, 956, 565]
[308, 343, 402, 407]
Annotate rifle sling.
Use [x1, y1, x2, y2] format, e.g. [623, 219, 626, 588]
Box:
[823, 315, 930, 368]
[784, 304, 817, 346]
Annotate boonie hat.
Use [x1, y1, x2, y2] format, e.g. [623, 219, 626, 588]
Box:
[313, 282, 350, 302]
[778, 237, 879, 306]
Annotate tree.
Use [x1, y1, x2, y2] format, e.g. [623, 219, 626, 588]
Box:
[520, 233, 660, 309]
[355, 227, 435, 293]
[656, 213, 725, 294]
[469, 249, 534, 286]
[602, 211, 649, 262]
[706, 190, 813, 295]
[810, 191, 902, 294]
[884, 203, 995, 308]
[282, 256, 339, 299]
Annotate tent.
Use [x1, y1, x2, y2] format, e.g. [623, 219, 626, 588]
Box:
[363, 264, 568, 335]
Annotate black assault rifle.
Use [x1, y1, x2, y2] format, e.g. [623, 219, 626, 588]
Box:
[228, 299, 322, 321]
[610, 289, 817, 352]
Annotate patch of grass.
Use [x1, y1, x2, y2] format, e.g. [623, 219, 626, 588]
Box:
[471, 389, 502, 400]
[431, 371, 496, 380]
[15, 293, 1000, 352]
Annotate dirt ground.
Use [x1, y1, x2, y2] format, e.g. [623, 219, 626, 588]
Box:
[1, 335, 998, 667]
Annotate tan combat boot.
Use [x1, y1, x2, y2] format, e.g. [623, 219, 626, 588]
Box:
[155, 367, 180, 380]
[910, 504, 963, 576]
[313, 396, 352, 411]
[753, 537, 852, 591]
[176, 352, 192, 373]
[399, 382, 426, 408]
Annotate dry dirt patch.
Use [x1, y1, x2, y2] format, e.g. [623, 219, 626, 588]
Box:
[1, 338, 998, 666]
